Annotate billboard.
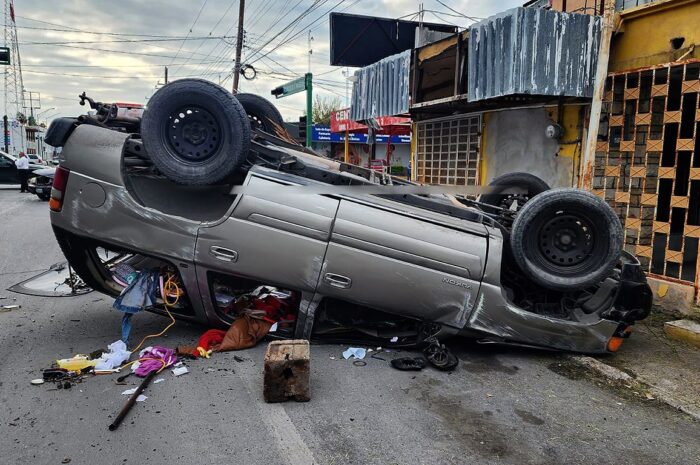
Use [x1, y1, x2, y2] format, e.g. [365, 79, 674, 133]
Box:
[329, 13, 456, 67]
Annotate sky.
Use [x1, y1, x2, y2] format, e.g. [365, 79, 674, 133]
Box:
[7, 0, 522, 124]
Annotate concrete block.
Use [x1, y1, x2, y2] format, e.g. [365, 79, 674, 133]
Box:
[664, 320, 700, 349]
[263, 340, 310, 403]
[647, 277, 697, 316]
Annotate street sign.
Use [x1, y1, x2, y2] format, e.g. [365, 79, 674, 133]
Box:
[271, 76, 307, 99]
[0, 47, 10, 65]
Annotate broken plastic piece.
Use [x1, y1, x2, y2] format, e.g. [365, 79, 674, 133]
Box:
[172, 366, 189, 376]
[56, 355, 95, 372]
[342, 347, 367, 360]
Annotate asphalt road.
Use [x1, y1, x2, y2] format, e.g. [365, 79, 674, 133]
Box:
[1, 187, 698, 465]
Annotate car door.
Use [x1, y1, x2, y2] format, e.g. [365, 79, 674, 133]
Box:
[0, 154, 17, 183]
[316, 199, 489, 328]
[195, 173, 339, 294]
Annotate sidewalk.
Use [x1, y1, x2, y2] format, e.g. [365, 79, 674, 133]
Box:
[576, 310, 700, 419]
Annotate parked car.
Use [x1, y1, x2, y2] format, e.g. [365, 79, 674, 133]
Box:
[45, 79, 652, 354]
[27, 166, 55, 200]
[0, 150, 43, 184]
[26, 153, 44, 165]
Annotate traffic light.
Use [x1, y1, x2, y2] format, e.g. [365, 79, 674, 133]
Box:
[298, 115, 307, 144]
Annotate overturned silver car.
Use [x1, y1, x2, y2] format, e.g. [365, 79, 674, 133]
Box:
[45, 79, 651, 354]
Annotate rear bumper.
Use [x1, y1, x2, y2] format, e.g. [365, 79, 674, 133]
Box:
[603, 252, 653, 324]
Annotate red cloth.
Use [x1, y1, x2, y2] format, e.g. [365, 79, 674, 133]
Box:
[196, 329, 226, 354]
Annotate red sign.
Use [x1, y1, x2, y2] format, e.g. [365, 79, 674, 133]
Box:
[331, 108, 411, 134]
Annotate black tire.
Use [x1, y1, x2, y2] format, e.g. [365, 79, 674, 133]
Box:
[141, 78, 251, 185]
[480, 172, 550, 210]
[510, 188, 623, 292]
[52, 227, 118, 296]
[235, 93, 284, 133]
[38, 193, 50, 201]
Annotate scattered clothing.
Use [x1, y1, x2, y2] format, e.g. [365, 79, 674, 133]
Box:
[134, 346, 176, 377]
[217, 314, 272, 351]
[94, 340, 131, 371]
[342, 347, 367, 360]
[112, 269, 160, 343]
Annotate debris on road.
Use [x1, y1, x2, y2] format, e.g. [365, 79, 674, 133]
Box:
[264, 340, 310, 403]
[342, 347, 367, 360]
[94, 340, 131, 371]
[0, 304, 20, 312]
[172, 366, 189, 377]
[391, 357, 426, 371]
[109, 370, 158, 431]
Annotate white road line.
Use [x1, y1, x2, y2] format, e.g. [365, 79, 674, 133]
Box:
[235, 359, 316, 465]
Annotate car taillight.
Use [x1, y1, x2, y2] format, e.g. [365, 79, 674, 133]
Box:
[49, 166, 70, 212]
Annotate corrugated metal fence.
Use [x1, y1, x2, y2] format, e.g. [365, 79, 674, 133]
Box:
[350, 50, 411, 121]
[467, 7, 602, 102]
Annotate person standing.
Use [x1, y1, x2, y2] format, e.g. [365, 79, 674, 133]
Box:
[15, 152, 29, 193]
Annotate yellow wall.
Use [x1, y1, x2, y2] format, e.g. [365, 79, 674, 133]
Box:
[609, 0, 700, 72]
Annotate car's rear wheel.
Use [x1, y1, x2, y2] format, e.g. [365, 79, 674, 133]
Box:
[479, 172, 550, 212]
[235, 93, 284, 134]
[140, 79, 251, 185]
[52, 227, 120, 296]
[510, 189, 623, 292]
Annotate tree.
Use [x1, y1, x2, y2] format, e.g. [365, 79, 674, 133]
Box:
[312, 95, 342, 125]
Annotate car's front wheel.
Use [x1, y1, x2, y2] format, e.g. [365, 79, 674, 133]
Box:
[510, 189, 623, 292]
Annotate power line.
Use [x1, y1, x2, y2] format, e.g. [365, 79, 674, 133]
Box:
[20, 36, 234, 45]
[169, 0, 210, 65]
[171, 0, 239, 76]
[433, 0, 483, 22]
[22, 61, 223, 68]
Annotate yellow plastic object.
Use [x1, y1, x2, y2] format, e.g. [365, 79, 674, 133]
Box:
[56, 355, 96, 372]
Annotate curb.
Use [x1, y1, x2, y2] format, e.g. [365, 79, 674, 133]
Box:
[568, 355, 700, 421]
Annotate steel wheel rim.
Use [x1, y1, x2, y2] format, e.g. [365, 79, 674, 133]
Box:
[164, 105, 221, 163]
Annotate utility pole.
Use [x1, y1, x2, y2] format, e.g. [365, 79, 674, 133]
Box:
[164, 66, 168, 84]
[307, 30, 313, 74]
[232, 0, 245, 93]
[305, 73, 312, 147]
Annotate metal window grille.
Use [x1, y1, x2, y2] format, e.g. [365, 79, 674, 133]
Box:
[415, 115, 481, 185]
[593, 60, 700, 286]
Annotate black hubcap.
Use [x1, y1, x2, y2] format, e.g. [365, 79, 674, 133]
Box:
[166, 106, 221, 162]
[538, 215, 593, 267]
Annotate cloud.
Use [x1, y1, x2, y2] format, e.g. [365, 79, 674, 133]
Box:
[4, 0, 521, 122]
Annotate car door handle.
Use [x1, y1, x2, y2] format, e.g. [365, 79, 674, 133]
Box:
[323, 273, 352, 289]
[209, 246, 238, 262]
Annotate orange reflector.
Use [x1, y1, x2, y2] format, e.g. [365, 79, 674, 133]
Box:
[607, 326, 633, 352]
[607, 336, 625, 352]
[49, 197, 62, 212]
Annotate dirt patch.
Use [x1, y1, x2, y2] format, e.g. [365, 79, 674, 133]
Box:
[646, 306, 700, 327]
[514, 409, 545, 426]
[546, 357, 674, 413]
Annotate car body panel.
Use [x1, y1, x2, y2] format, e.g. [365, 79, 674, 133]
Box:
[196, 176, 338, 293]
[49, 123, 651, 354]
